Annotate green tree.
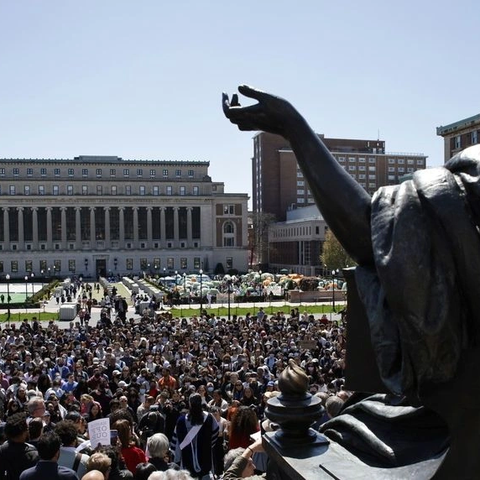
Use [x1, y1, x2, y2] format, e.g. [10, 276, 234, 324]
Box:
[321, 229, 356, 271]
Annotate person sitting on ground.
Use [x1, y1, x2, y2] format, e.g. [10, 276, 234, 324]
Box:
[19, 431, 79, 480]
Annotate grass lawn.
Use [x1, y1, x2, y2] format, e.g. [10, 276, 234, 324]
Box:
[0, 311, 59, 324]
[169, 303, 340, 318]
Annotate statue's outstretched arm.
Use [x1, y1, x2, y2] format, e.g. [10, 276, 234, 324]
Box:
[223, 85, 374, 266]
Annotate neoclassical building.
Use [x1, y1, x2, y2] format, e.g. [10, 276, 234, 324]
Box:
[0, 155, 249, 278]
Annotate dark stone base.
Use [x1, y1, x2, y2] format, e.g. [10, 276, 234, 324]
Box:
[263, 431, 446, 480]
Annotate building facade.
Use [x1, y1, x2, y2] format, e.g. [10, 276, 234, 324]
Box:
[252, 132, 427, 221]
[268, 205, 327, 276]
[436, 114, 480, 163]
[0, 155, 249, 278]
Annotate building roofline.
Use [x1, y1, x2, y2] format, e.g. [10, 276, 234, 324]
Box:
[436, 114, 480, 136]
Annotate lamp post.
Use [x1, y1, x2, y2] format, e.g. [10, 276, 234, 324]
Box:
[183, 272, 187, 292]
[114, 258, 118, 271]
[24, 275, 28, 311]
[332, 269, 339, 313]
[227, 279, 233, 320]
[84, 258, 88, 272]
[199, 269, 203, 315]
[30, 272, 35, 296]
[6, 274, 10, 325]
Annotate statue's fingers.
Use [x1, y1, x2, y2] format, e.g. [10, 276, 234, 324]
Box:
[222, 92, 232, 117]
[238, 85, 265, 101]
[231, 94, 240, 107]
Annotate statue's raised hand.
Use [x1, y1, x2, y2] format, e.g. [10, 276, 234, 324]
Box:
[222, 85, 302, 139]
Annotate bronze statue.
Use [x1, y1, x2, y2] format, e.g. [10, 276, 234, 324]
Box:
[224, 86, 480, 478]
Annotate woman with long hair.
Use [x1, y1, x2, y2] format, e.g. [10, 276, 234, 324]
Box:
[86, 401, 103, 422]
[112, 418, 147, 474]
[171, 393, 218, 480]
[228, 406, 260, 450]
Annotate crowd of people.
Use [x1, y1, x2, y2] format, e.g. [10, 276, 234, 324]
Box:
[0, 281, 349, 479]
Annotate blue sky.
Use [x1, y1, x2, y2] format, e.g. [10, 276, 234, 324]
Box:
[1, 1, 479, 206]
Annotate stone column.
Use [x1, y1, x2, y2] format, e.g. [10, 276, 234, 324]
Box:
[173, 207, 179, 247]
[60, 207, 67, 248]
[187, 207, 193, 247]
[2, 208, 9, 250]
[147, 207, 153, 248]
[32, 208, 38, 249]
[75, 207, 82, 249]
[160, 207, 166, 247]
[133, 207, 139, 247]
[17, 208, 24, 250]
[90, 207, 96, 245]
[119, 207, 125, 247]
[46, 207, 53, 250]
[104, 207, 110, 246]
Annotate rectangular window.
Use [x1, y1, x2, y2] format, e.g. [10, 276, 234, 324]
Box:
[369, 157, 375, 163]
[407, 159, 414, 164]
[348, 165, 356, 171]
[40, 168, 47, 176]
[82, 168, 88, 177]
[175, 169, 181, 177]
[53, 185, 59, 195]
[96, 185, 102, 195]
[68, 259, 76, 272]
[126, 259, 133, 270]
[163, 169, 169, 178]
[24, 185, 31, 195]
[167, 257, 174, 269]
[188, 169, 194, 177]
[123, 168, 130, 177]
[0, 168, 5, 176]
[398, 167, 405, 173]
[358, 165, 366, 171]
[139, 186, 146, 196]
[359, 157, 366, 163]
[111, 185, 117, 195]
[194, 257, 201, 269]
[407, 167, 414, 172]
[349, 157, 355, 163]
[166, 186, 172, 195]
[297, 198, 305, 203]
[38, 185, 45, 195]
[179, 186, 186, 196]
[297, 181, 304, 186]
[68, 168, 74, 176]
[82, 185, 88, 195]
[67, 185, 73, 195]
[13, 168, 19, 176]
[338, 157, 345, 162]
[388, 158, 395, 164]
[369, 166, 376, 172]
[150, 169, 156, 178]
[417, 159, 424, 165]
[137, 168, 143, 177]
[369, 174, 376, 179]
[454, 135, 461, 149]
[359, 174, 366, 179]
[297, 189, 305, 195]
[140, 258, 148, 270]
[153, 186, 159, 196]
[11, 261, 18, 272]
[110, 168, 116, 177]
[54, 168, 60, 176]
[472, 131, 478, 144]
[180, 258, 187, 269]
[388, 175, 396, 180]
[193, 186, 199, 196]
[388, 166, 395, 172]
[369, 183, 376, 188]
[9, 185, 15, 195]
[224, 205, 234, 215]
[125, 185, 131, 195]
[398, 159, 405, 164]
[26, 168, 33, 176]
[96, 168, 102, 177]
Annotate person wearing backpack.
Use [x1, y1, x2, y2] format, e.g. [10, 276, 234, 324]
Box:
[137, 404, 165, 449]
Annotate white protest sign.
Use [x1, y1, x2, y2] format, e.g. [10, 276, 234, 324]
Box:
[88, 418, 111, 448]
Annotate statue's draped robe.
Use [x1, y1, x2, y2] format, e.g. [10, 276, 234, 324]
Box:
[321, 146, 480, 467]
[357, 145, 480, 400]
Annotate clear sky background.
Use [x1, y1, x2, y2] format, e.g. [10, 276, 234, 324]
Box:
[1, 1, 479, 207]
